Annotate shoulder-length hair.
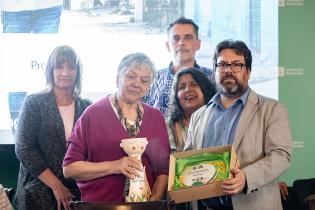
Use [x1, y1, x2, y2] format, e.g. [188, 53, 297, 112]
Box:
[169, 67, 216, 122]
[44, 45, 83, 97]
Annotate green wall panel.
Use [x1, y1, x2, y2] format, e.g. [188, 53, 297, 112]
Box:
[279, 0, 315, 184]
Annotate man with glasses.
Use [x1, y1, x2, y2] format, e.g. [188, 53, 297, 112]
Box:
[185, 39, 292, 210]
[142, 17, 214, 117]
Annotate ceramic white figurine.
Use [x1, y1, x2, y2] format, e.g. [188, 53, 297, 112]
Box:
[120, 137, 151, 202]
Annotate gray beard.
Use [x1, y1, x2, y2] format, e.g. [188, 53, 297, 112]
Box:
[218, 83, 245, 99]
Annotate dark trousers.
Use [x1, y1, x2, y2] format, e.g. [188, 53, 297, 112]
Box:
[198, 200, 233, 210]
[282, 178, 315, 210]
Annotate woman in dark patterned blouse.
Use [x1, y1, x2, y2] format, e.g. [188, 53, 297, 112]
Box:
[15, 45, 91, 210]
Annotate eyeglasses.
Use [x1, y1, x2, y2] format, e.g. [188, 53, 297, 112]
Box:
[215, 63, 246, 73]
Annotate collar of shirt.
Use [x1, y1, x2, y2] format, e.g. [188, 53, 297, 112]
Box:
[168, 61, 200, 75]
[207, 87, 251, 109]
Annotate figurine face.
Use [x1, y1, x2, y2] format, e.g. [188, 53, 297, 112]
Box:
[120, 138, 148, 157]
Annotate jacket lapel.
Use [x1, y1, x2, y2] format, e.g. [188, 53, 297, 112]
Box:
[196, 104, 214, 149]
[73, 98, 81, 123]
[45, 92, 66, 143]
[233, 90, 259, 150]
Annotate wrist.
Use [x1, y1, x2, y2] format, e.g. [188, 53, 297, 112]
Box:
[105, 161, 116, 175]
[49, 178, 62, 191]
[38, 169, 61, 190]
[150, 192, 163, 201]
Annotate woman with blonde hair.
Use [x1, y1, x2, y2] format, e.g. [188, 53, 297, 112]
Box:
[15, 45, 91, 210]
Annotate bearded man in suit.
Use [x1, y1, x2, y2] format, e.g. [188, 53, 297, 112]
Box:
[185, 39, 292, 210]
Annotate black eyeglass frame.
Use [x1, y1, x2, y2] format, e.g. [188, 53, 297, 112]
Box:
[215, 63, 246, 73]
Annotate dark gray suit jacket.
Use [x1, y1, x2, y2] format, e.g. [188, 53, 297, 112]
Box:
[14, 91, 91, 210]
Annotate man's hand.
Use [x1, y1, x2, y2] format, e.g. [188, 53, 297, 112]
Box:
[221, 167, 246, 195]
[279, 181, 289, 200]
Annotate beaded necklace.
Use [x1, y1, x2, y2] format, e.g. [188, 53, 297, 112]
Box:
[114, 94, 143, 138]
[114, 94, 143, 197]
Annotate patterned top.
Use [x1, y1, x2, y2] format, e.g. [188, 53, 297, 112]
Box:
[142, 62, 215, 117]
[14, 92, 91, 210]
[166, 118, 188, 153]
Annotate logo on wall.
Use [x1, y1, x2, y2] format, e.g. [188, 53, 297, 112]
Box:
[278, 67, 304, 77]
[279, 0, 304, 7]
